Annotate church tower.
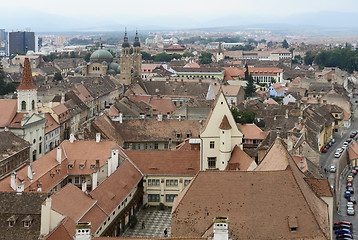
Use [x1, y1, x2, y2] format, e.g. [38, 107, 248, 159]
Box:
[17, 57, 38, 113]
[132, 29, 142, 81]
[119, 29, 132, 85]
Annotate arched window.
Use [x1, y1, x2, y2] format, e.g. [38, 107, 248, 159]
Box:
[32, 100, 35, 110]
[21, 101, 26, 110]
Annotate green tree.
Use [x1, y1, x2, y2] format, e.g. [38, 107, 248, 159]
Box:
[267, 41, 273, 47]
[53, 72, 63, 81]
[0, 63, 17, 95]
[183, 51, 194, 58]
[231, 108, 256, 124]
[199, 52, 213, 64]
[244, 74, 256, 97]
[282, 39, 289, 49]
[141, 51, 152, 61]
[108, 49, 116, 58]
[304, 51, 316, 65]
[292, 55, 303, 64]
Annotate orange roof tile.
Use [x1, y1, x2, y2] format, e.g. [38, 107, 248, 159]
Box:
[0, 99, 17, 127]
[304, 178, 333, 197]
[219, 115, 232, 130]
[44, 113, 60, 134]
[226, 145, 255, 171]
[17, 58, 38, 90]
[237, 123, 268, 140]
[265, 98, 279, 105]
[124, 150, 199, 176]
[213, 84, 242, 96]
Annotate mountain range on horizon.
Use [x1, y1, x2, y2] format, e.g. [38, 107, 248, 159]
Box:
[2, 8, 358, 35]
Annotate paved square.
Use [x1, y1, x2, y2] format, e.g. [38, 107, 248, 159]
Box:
[122, 207, 171, 238]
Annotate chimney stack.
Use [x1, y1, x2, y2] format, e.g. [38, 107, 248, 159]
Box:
[96, 133, 101, 143]
[11, 172, 17, 191]
[111, 149, 119, 172]
[158, 112, 163, 122]
[28, 164, 33, 182]
[287, 132, 293, 151]
[69, 134, 76, 143]
[57, 147, 62, 165]
[92, 171, 98, 191]
[285, 109, 289, 119]
[82, 181, 87, 192]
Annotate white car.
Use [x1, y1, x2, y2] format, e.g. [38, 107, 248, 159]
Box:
[335, 152, 341, 158]
[347, 202, 354, 208]
[336, 148, 343, 153]
[330, 166, 336, 173]
[343, 142, 349, 146]
[347, 207, 355, 216]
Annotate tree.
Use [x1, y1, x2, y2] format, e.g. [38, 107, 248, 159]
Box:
[141, 51, 152, 61]
[244, 74, 256, 97]
[231, 108, 256, 124]
[304, 51, 316, 65]
[183, 51, 194, 58]
[282, 39, 289, 49]
[267, 41, 273, 47]
[199, 52, 212, 64]
[53, 72, 63, 81]
[244, 64, 249, 80]
[0, 63, 17, 95]
[83, 53, 91, 62]
[292, 55, 303, 64]
[108, 49, 116, 58]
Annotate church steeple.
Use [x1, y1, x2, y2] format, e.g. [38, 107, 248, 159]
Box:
[133, 29, 140, 47]
[17, 57, 38, 113]
[122, 28, 130, 48]
[17, 58, 37, 90]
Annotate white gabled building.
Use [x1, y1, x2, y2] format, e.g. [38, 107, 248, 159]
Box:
[200, 89, 243, 170]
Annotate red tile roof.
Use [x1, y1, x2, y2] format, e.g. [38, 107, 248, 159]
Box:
[219, 115, 232, 130]
[124, 150, 199, 176]
[44, 113, 60, 134]
[165, 44, 186, 51]
[237, 123, 268, 140]
[8, 113, 27, 129]
[17, 58, 38, 90]
[0, 99, 17, 127]
[226, 145, 255, 171]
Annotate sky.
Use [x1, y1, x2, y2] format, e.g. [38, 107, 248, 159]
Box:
[2, 0, 358, 31]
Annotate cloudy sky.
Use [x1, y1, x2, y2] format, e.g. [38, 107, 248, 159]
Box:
[2, 0, 358, 31]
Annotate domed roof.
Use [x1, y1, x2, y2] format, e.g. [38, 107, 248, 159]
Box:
[90, 49, 113, 60]
[108, 69, 116, 74]
[109, 62, 119, 70]
[116, 65, 121, 74]
[122, 30, 130, 48]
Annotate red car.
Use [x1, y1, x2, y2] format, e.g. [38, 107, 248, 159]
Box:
[334, 221, 352, 226]
[351, 169, 357, 175]
[347, 182, 353, 188]
[347, 179, 353, 184]
[321, 147, 328, 153]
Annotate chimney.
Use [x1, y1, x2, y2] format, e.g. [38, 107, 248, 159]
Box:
[28, 164, 33, 182]
[213, 217, 229, 240]
[287, 132, 293, 151]
[82, 181, 87, 192]
[107, 157, 112, 177]
[285, 109, 289, 119]
[119, 112, 123, 124]
[96, 159, 100, 169]
[11, 172, 17, 191]
[57, 147, 62, 165]
[92, 171, 98, 191]
[61, 94, 65, 104]
[274, 115, 277, 121]
[96, 133, 101, 143]
[49, 101, 53, 108]
[4, 126, 8, 132]
[75, 222, 92, 240]
[179, 114, 182, 121]
[111, 149, 119, 172]
[69, 134, 76, 143]
[158, 112, 163, 122]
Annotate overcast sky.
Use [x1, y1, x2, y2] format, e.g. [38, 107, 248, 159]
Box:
[2, 0, 358, 31]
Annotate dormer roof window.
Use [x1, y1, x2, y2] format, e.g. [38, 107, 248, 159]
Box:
[7, 215, 18, 227]
[22, 215, 33, 228]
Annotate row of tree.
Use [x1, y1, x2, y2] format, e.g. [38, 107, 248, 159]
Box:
[304, 48, 358, 73]
[0, 63, 17, 95]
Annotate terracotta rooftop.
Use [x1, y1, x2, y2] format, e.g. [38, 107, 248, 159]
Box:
[171, 169, 329, 239]
[125, 150, 199, 176]
[213, 84, 242, 96]
[165, 44, 186, 51]
[219, 115, 232, 130]
[237, 123, 268, 140]
[0, 131, 30, 160]
[0, 99, 18, 127]
[226, 145, 256, 171]
[44, 113, 60, 134]
[304, 178, 333, 197]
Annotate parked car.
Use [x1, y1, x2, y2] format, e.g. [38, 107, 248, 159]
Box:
[355, 166, 358, 171]
[349, 196, 356, 204]
[336, 148, 344, 153]
[347, 187, 354, 193]
[347, 138, 352, 143]
[336, 228, 352, 235]
[321, 147, 328, 153]
[347, 182, 353, 188]
[330, 166, 337, 173]
[347, 175, 353, 181]
[336, 233, 353, 239]
[343, 141, 349, 146]
[347, 202, 354, 208]
[334, 221, 352, 226]
[335, 152, 341, 158]
[331, 138, 336, 143]
[351, 169, 357, 175]
[345, 191, 351, 198]
[350, 132, 357, 138]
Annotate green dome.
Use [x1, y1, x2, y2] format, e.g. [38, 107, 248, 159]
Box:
[109, 62, 119, 70]
[90, 49, 113, 61]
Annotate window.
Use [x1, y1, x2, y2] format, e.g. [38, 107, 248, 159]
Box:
[90, 165, 95, 169]
[21, 101, 26, 110]
[39, 143, 42, 154]
[184, 180, 191, 186]
[176, 133, 182, 138]
[69, 164, 73, 169]
[208, 157, 216, 169]
[210, 141, 215, 149]
[148, 194, 160, 202]
[9, 221, 14, 227]
[166, 194, 178, 202]
[75, 177, 79, 184]
[164, 143, 169, 149]
[148, 179, 160, 186]
[80, 165, 84, 169]
[166, 179, 178, 186]
[32, 100, 35, 110]
[154, 143, 158, 149]
[24, 221, 30, 228]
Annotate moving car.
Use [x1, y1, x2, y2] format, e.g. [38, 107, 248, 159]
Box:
[330, 166, 336, 173]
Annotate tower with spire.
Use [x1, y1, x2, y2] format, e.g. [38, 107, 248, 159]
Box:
[17, 57, 38, 113]
[119, 28, 133, 85]
[132, 29, 142, 80]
